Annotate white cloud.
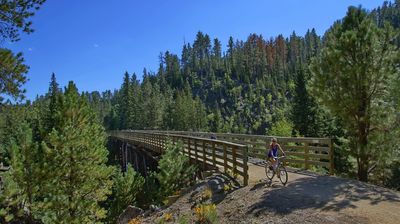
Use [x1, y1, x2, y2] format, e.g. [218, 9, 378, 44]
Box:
[28, 48, 33, 51]
[93, 43, 99, 48]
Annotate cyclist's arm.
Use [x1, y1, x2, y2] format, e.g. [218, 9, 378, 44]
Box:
[278, 144, 286, 156]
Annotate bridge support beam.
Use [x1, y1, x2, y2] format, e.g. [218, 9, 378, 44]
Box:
[110, 138, 159, 177]
[143, 154, 147, 177]
[134, 151, 139, 171]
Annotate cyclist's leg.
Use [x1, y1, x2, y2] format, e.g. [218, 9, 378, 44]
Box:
[274, 158, 280, 177]
[272, 157, 278, 168]
[267, 154, 274, 170]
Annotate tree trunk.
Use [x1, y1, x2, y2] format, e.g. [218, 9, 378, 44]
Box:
[357, 118, 369, 182]
[358, 157, 369, 182]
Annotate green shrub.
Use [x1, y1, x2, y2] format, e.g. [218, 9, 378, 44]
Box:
[108, 164, 145, 222]
[156, 139, 196, 199]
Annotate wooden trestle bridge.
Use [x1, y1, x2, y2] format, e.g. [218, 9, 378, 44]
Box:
[109, 130, 333, 186]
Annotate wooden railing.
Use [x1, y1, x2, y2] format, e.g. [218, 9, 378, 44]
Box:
[137, 130, 334, 175]
[109, 131, 249, 186]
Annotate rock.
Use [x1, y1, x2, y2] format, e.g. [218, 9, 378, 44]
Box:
[117, 206, 144, 224]
[149, 204, 159, 211]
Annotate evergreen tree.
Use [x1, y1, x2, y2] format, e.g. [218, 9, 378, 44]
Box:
[0, 49, 28, 102]
[40, 81, 113, 223]
[45, 73, 61, 133]
[107, 165, 144, 222]
[291, 67, 318, 136]
[310, 6, 399, 181]
[156, 140, 196, 199]
[118, 72, 131, 129]
[0, 0, 46, 102]
[0, 123, 41, 223]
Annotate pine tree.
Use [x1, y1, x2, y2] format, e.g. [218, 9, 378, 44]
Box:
[40, 81, 113, 223]
[0, 123, 41, 223]
[291, 67, 317, 136]
[310, 7, 399, 181]
[107, 165, 144, 222]
[127, 73, 140, 129]
[0, 0, 46, 102]
[156, 140, 196, 199]
[0, 49, 28, 102]
[118, 72, 131, 129]
[45, 73, 61, 133]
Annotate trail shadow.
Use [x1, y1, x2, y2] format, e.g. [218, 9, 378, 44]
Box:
[247, 175, 400, 215]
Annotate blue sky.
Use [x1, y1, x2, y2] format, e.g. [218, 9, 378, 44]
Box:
[5, 0, 384, 100]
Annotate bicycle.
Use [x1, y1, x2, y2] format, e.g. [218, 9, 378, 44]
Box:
[265, 156, 288, 185]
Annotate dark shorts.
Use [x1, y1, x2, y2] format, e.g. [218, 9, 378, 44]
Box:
[267, 150, 277, 158]
[267, 150, 273, 158]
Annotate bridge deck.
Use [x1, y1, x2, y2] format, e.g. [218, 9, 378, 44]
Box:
[110, 130, 334, 186]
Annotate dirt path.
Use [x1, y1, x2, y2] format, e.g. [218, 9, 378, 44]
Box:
[243, 163, 400, 223]
[141, 160, 399, 223]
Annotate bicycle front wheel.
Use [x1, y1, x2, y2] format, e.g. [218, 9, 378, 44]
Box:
[278, 166, 288, 185]
[265, 163, 274, 180]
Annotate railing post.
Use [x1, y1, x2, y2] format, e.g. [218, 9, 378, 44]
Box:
[243, 146, 249, 186]
[156, 134, 159, 152]
[223, 143, 227, 173]
[329, 139, 334, 175]
[232, 146, 237, 174]
[162, 135, 166, 152]
[304, 142, 309, 170]
[194, 139, 198, 165]
[212, 142, 216, 167]
[124, 142, 128, 172]
[121, 142, 125, 171]
[187, 138, 191, 162]
[202, 141, 206, 170]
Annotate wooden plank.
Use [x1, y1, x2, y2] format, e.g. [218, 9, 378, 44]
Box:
[308, 146, 330, 153]
[285, 158, 306, 166]
[214, 159, 227, 168]
[282, 145, 306, 151]
[197, 150, 245, 168]
[286, 151, 307, 157]
[308, 153, 330, 159]
[211, 132, 330, 144]
[287, 152, 326, 160]
[305, 142, 309, 170]
[161, 133, 247, 148]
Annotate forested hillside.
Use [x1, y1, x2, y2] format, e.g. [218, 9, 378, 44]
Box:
[101, 30, 322, 136]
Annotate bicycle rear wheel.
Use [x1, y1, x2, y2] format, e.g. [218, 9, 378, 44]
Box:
[265, 163, 274, 180]
[278, 165, 288, 185]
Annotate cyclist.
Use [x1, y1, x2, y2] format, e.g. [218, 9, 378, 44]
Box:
[267, 137, 285, 177]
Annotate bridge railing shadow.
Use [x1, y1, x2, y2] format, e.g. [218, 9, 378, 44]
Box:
[247, 175, 400, 215]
